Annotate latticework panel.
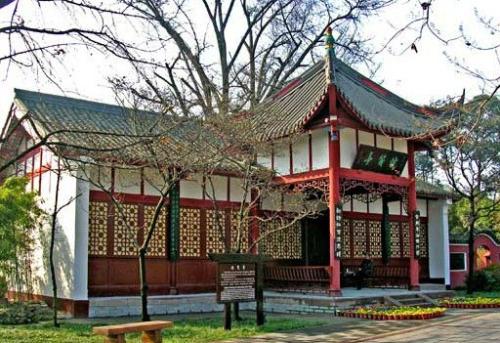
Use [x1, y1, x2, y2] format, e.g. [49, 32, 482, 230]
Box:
[179, 208, 201, 257]
[390, 222, 401, 257]
[113, 204, 139, 256]
[352, 220, 367, 257]
[144, 205, 168, 257]
[341, 218, 351, 258]
[89, 202, 108, 255]
[231, 210, 249, 253]
[206, 209, 226, 254]
[420, 222, 428, 257]
[402, 222, 410, 257]
[368, 220, 382, 258]
[261, 220, 302, 259]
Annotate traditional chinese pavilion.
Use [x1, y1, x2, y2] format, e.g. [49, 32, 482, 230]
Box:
[2, 29, 454, 317]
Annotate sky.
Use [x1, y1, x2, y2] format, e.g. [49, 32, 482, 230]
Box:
[0, 0, 499, 127]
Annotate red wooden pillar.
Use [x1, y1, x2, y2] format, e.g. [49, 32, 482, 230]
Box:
[407, 142, 420, 290]
[328, 85, 342, 296]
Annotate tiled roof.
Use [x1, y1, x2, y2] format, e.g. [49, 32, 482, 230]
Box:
[416, 179, 453, 199]
[13, 89, 206, 162]
[252, 57, 454, 140]
[450, 230, 500, 244]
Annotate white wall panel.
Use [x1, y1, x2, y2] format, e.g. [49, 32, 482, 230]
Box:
[205, 175, 228, 201]
[376, 134, 392, 150]
[340, 127, 357, 168]
[388, 201, 401, 215]
[417, 198, 428, 217]
[229, 177, 249, 203]
[311, 128, 329, 170]
[274, 141, 290, 175]
[179, 173, 204, 199]
[369, 198, 383, 214]
[353, 198, 367, 212]
[358, 130, 374, 147]
[114, 168, 141, 194]
[292, 134, 309, 173]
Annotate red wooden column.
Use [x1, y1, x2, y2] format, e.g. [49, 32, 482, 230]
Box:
[407, 142, 420, 290]
[328, 85, 342, 296]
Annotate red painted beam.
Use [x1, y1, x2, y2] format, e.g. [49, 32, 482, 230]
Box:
[273, 168, 328, 184]
[339, 168, 410, 187]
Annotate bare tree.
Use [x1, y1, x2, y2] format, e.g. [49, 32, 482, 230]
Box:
[436, 94, 500, 294]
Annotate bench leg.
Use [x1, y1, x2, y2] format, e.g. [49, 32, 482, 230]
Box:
[141, 330, 162, 343]
[104, 334, 126, 343]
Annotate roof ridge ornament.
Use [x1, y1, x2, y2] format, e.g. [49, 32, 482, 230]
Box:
[324, 27, 336, 85]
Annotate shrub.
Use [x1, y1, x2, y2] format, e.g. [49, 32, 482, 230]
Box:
[0, 302, 52, 325]
[466, 263, 500, 291]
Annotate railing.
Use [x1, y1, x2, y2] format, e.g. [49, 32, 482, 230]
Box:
[264, 266, 330, 284]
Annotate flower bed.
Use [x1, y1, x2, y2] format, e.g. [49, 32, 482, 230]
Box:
[439, 297, 500, 309]
[338, 306, 446, 320]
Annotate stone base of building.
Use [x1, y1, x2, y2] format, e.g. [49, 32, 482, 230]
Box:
[6, 291, 89, 318]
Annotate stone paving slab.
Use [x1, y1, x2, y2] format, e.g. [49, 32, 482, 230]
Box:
[226, 309, 499, 343]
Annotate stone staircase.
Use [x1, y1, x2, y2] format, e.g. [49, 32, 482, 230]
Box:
[384, 293, 439, 307]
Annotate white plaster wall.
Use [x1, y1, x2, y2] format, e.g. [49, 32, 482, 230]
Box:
[369, 198, 383, 214]
[311, 128, 328, 170]
[229, 177, 249, 203]
[340, 127, 357, 168]
[257, 153, 272, 169]
[89, 165, 112, 192]
[388, 201, 401, 215]
[358, 130, 374, 147]
[376, 134, 391, 150]
[179, 173, 204, 199]
[274, 140, 290, 175]
[12, 157, 86, 301]
[114, 168, 141, 194]
[427, 199, 450, 282]
[417, 199, 427, 217]
[292, 134, 309, 173]
[143, 167, 164, 196]
[205, 175, 227, 201]
[352, 198, 367, 212]
[393, 138, 409, 177]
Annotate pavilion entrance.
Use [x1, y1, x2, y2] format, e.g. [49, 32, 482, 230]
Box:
[303, 211, 330, 266]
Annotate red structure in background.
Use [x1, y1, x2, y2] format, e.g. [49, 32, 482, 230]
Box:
[449, 232, 500, 288]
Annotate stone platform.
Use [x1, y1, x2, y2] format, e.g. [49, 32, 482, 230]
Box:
[88, 285, 454, 318]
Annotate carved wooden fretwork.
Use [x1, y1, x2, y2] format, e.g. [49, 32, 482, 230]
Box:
[340, 178, 408, 211]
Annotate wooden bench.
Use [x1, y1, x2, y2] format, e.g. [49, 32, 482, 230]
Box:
[93, 320, 173, 343]
[369, 266, 408, 287]
[264, 266, 330, 285]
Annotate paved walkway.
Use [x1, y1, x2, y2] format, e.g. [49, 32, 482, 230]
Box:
[228, 309, 500, 343]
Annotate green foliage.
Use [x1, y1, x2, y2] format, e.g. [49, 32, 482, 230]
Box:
[0, 302, 52, 325]
[0, 315, 326, 343]
[449, 197, 500, 236]
[466, 263, 500, 291]
[0, 176, 42, 291]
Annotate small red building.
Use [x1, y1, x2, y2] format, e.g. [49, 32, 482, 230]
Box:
[450, 231, 500, 288]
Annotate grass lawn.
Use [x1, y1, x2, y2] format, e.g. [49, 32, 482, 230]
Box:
[0, 314, 328, 343]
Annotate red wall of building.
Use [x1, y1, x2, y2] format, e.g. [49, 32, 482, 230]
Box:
[450, 233, 500, 288]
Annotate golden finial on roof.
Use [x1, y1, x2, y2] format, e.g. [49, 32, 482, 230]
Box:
[325, 27, 335, 50]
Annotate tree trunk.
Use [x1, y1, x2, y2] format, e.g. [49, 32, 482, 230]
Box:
[466, 221, 475, 295]
[50, 169, 61, 327]
[139, 249, 150, 321]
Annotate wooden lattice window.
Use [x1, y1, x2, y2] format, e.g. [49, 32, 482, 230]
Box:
[420, 222, 428, 258]
[341, 218, 351, 258]
[113, 203, 139, 256]
[206, 209, 226, 254]
[89, 202, 108, 255]
[390, 222, 401, 258]
[402, 222, 410, 257]
[179, 208, 201, 257]
[369, 220, 382, 258]
[261, 219, 302, 259]
[231, 210, 249, 253]
[144, 205, 168, 257]
[352, 220, 367, 257]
